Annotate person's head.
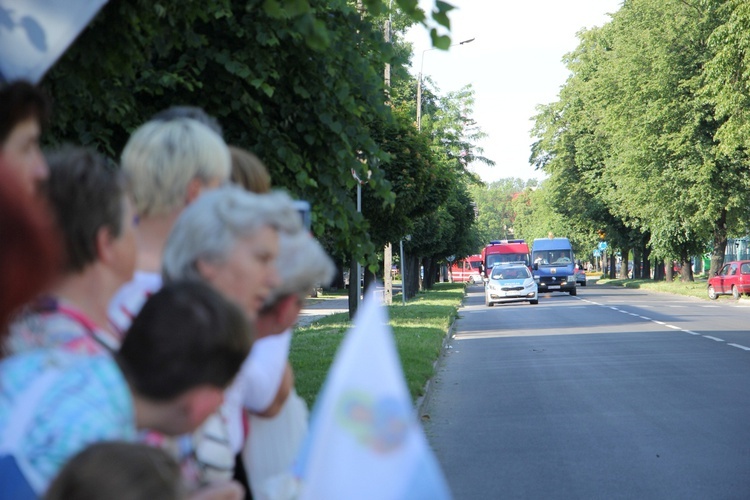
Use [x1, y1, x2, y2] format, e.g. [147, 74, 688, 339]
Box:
[43, 147, 135, 285]
[229, 146, 271, 194]
[44, 441, 182, 500]
[0, 80, 50, 194]
[117, 280, 252, 434]
[257, 230, 336, 334]
[151, 105, 223, 138]
[121, 118, 230, 218]
[162, 186, 303, 321]
[0, 167, 60, 339]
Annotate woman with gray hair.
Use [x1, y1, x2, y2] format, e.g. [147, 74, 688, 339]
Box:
[161, 185, 335, 489]
[235, 229, 335, 498]
[162, 186, 303, 320]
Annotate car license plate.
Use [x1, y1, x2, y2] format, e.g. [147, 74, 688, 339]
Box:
[548, 285, 560, 290]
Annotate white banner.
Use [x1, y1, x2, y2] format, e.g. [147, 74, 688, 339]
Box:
[0, 0, 109, 83]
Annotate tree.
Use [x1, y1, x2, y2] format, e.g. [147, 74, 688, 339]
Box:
[43, 0, 399, 266]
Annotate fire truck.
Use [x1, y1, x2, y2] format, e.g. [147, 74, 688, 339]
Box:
[481, 240, 531, 280]
[449, 255, 483, 284]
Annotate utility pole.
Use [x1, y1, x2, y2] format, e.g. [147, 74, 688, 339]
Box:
[382, 0, 393, 304]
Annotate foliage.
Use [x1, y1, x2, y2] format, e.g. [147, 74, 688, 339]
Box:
[529, 0, 750, 280]
[470, 178, 537, 249]
[43, 0, 400, 264]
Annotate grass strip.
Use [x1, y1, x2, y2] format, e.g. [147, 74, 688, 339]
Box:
[289, 283, 464, 408]
[596, 277, 711, 300]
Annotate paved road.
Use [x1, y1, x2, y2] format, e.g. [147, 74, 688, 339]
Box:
[422, 284, 750, 499]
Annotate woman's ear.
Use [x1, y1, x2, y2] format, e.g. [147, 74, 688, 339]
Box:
[185, 177, 205, 206]
[196, 258, 217, 281]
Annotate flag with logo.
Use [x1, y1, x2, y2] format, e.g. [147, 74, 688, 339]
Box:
[0, 0, 109, 83]
[293, 293, 451, 500]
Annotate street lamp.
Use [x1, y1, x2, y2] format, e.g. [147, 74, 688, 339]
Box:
[416, 37, 475, 131]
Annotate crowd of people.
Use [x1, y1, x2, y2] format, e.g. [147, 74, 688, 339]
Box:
[0, 80, 336, 500]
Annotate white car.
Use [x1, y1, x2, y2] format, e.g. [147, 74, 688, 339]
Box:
[485, 264, 538, 306]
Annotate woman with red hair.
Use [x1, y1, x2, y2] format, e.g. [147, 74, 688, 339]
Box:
[0, 166, 60, 344]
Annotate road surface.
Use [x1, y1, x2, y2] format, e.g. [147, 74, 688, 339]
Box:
[422, 284, 750, 499]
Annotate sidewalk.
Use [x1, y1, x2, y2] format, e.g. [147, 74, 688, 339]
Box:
[297, 296, 349, 327]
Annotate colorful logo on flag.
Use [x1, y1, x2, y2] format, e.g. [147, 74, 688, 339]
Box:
[336, 391, 410, 453]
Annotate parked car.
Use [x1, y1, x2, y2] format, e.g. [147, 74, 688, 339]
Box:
[707, 260, 750, 300]
[485, 264, 538, 306]
[574, 268, 587, 286]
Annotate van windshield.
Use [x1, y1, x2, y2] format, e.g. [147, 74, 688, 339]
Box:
[533, 250, 573, 266]
[486, 253, 529, 268]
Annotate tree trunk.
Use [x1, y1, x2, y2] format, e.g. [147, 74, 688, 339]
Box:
[609, 254, 617, 279]
[665, 258, 674, 282]
[363, 266, 377, 295]
[348, 258, 359, 319]
[653, 258, 664, 281]
[619, 247, 630, 279]
[709, 209, 728, 278]
[405, 255, 420, 300]
[642, 242, 651, 279]
[680, 248, 694, 282]
[329, 260, 346, 290]
[423, 257, 439, 289]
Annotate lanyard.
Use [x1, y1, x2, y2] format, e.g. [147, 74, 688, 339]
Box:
[33, 298, 117, 353]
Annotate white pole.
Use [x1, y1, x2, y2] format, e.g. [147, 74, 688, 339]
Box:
[356, 183, 362, 307]
[400, 239, 406, 305]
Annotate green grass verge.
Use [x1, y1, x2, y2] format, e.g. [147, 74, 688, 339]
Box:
[596, 277, 712, 300]
[289, 283, 465, 409]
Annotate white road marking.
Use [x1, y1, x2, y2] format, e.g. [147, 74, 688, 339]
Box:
[569, 294, 747, 353]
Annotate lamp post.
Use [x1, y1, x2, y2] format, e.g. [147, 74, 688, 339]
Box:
[416, 37, 475, 131]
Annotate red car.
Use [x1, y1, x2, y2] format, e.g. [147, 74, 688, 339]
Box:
[707, 260, 750, 300]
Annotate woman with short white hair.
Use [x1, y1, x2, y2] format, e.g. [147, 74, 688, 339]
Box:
[108, 117, 231, 336]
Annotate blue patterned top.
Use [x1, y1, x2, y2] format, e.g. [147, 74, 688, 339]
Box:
[0, 351, 135, 494]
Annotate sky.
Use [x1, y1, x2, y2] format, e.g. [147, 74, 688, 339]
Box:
[405, 0, 623, 184]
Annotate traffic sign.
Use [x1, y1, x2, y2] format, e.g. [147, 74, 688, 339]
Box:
[597, 241, 608, 251]
[593, 249, 601, 257]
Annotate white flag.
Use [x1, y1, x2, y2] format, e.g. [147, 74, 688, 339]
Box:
[0, 0, 109, 83]
[294, 293, 452, 500]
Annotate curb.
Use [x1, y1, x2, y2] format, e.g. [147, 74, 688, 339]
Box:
[416, 290, 464, 419]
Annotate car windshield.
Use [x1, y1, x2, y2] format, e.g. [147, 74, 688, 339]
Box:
[491, 267, 530, 280]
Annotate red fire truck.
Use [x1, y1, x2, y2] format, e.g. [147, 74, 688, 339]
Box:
[449, 255, 483, 284]
[481, 240, 531, 279]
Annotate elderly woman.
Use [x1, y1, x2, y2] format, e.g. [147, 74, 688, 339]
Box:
[237, 229, 335, 498]
[162, 186, 318, 488]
